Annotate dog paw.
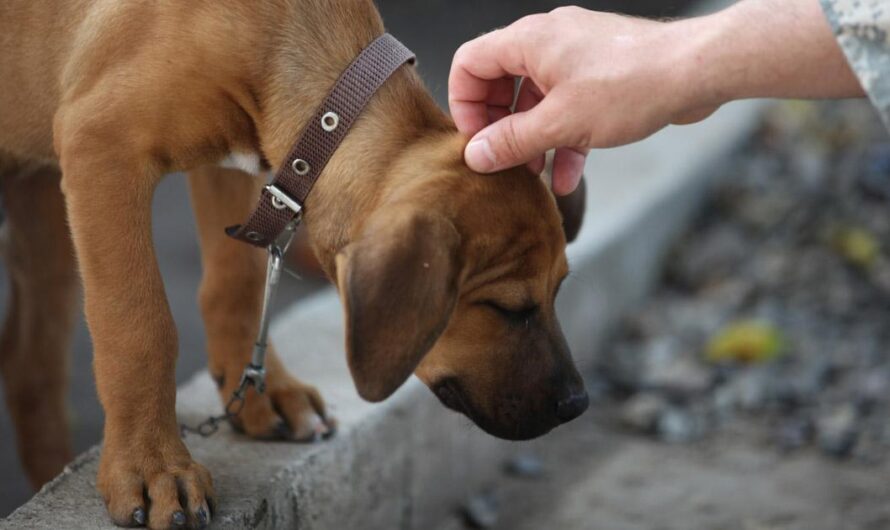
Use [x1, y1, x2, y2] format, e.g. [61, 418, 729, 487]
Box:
[221, 367, 336, 442]
[98, 437, 215, 529]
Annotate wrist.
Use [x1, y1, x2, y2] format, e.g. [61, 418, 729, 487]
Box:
[670, 12, 738, 114]
[675, 0, 864, 105]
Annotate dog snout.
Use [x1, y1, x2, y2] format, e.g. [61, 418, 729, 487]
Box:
[555, 389, 589, 423]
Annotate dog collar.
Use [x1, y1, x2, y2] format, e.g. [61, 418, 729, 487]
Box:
[227, 33, 416, 247]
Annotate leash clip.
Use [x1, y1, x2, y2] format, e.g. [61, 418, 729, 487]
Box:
[180, 218, 301, 438]
[242, 218, 300, 394]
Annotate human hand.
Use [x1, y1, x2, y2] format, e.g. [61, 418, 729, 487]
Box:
[449, 7, 711, 195]
[449, 1, 863, 196]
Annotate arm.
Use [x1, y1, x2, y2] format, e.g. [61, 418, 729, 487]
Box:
[449, 0, 865, 195]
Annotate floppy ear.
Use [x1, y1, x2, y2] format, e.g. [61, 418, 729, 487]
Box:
[335, 209, 462, 402]
[555, 175, 586, 243]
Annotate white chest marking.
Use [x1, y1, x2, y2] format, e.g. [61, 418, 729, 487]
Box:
[220, 151, 263, 176]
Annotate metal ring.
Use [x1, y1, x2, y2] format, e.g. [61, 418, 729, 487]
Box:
[321, 112, 340, 132]
[246, 231, 263, 242]
[291, 158, 310, 175]
[270, 196, 287, 210]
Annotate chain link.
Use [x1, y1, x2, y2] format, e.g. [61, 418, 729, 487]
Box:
[179, 221, 299, 439]
[179, 376, 252, 438]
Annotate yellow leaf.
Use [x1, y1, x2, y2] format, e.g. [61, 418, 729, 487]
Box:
[706, 321, 784, 364]
[832, 226, 879, 269]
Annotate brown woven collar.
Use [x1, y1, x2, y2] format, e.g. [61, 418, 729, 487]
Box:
[227, 34, 416, 247]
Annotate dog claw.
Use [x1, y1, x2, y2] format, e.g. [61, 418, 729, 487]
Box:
[172, 510, 187, 527]
[273, 421, 292, 439]
[197, 507, 210, 528]
[132, 507, 146, 526]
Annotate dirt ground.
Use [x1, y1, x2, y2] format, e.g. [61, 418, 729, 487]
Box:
[436, 407, 890, 530]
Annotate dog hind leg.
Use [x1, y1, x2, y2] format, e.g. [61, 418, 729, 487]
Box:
[0, 160, 76, 488]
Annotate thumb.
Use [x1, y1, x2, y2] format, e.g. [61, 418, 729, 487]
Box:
[464, 97, 563, 174]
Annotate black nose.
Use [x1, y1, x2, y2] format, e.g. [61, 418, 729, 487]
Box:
[556, 391, 589, 423]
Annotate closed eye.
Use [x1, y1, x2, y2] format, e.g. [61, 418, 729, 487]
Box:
[481, 301, 539, 324]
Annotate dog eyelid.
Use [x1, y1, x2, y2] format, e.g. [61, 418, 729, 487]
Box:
[480, 300, 539, 321]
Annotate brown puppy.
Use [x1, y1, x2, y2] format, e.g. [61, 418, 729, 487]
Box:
[0, 0, 587, 528]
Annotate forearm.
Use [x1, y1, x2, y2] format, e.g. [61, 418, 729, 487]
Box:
[679, 0, 865, 108]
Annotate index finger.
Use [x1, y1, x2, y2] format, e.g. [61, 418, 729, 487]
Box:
[448, 25, 533, 136]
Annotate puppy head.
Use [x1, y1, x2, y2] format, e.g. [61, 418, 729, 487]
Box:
[335, 133, 587, 440]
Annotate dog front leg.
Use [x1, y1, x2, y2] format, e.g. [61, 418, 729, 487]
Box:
[188, 165, 333, 441]
[59, 140, 213, 530]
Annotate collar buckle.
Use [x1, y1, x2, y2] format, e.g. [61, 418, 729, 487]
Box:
[265, 184, 303, 217]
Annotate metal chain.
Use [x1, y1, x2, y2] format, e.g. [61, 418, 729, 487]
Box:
[180, 219, 300, 439]
[179, 377, 251, 438]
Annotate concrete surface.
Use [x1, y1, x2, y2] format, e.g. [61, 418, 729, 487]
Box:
[1, 83, 767, 528]
[0, 0, 700, 516]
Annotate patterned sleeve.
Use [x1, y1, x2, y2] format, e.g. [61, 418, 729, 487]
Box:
[821, 0, 890, 131]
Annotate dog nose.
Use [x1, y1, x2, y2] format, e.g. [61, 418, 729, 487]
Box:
[556, 391, 589, 423]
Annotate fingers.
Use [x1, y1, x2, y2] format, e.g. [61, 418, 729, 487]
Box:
[449, 25, 534, 135]
[463, 93, 566, 174]
[671, 104, 720, 125]
[552, 147, 588, 196]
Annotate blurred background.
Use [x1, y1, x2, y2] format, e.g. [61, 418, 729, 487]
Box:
[5, 1, 890, 528]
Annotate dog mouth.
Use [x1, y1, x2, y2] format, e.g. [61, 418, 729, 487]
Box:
[431, 378, 556, 441]
[432, 379, 468, 414]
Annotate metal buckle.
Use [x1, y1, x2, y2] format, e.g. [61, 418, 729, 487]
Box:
[266, 184, 303, 216]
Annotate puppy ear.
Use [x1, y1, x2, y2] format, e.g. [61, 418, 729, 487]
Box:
[555, 175, 587, 243]
[336, 209, 461, 402]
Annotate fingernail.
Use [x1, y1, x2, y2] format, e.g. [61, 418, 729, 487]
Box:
[465, 138, 496, 172]
[132, 507, 146, 525]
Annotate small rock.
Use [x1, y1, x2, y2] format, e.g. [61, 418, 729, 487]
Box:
[656, 408, 700, 444]
[620, 393, 667, 434]
[641, 355, 714, 398]
[858, 144, 890, 200]
[504, 453, 544, 479]
[855, 370, 889, 413]
[775, 417, 813, 451]
[670, 225, 750, 286]
[817, 404, 860, 458]
[870, 260, 890, 296]
[712, 384, 737, 421]
[778, 360, 841, 409]
[731, 369, 773, 411]
[462, 493, 499, 529]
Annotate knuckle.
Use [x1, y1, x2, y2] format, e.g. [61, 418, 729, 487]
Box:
[512, 13, 545, 37]
[553, 5, 585, 16]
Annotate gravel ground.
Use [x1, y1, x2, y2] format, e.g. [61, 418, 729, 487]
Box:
[435, 100, 890, 530]
[603, 99, 890, 461]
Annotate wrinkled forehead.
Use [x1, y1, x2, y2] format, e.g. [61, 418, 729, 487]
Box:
[454, 176, 569, 296]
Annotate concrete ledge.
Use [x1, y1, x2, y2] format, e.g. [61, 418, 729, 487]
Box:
[2, 98, 768, 529]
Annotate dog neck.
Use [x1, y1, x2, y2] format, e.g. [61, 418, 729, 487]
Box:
[242, 0, 457, 279]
